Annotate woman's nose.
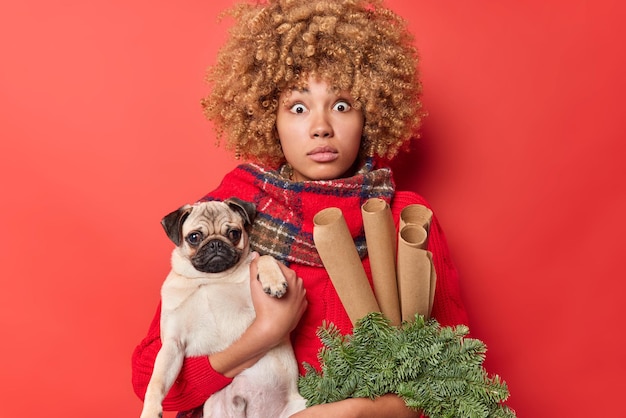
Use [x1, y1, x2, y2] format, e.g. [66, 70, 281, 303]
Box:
[310, 112, 333, 138]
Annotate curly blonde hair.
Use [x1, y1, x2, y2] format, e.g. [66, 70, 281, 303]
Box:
[202, 0, 423, 166]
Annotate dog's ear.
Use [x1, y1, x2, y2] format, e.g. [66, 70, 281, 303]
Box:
[161, 205, 193, 246]
[224, 197, 256, 227]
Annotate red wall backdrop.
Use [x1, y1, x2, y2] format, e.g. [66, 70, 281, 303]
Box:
[1, 1, 624, 416]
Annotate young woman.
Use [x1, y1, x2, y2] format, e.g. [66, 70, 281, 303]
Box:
[133, 1, 469, 416]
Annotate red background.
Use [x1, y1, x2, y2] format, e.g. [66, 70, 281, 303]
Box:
[1, 1, 624, 416]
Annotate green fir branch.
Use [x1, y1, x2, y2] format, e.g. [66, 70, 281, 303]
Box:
[298, 312, 516, 418]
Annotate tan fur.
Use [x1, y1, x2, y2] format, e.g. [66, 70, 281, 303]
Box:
[140, 201, 306, 418]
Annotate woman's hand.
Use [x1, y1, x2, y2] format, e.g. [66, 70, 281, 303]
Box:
[249, 253, 308, 345]
[290, 395, 421, 418]
[208, 253, 307, 378]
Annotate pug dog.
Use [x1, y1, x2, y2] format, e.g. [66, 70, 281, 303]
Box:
[139, 198, 306, 418]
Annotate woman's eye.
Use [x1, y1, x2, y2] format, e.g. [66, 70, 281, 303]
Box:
[333, 101, 351, 112]
[289, 103, 307, 114]
[228, 229, 242, 243]
[186, 232, 203, 246]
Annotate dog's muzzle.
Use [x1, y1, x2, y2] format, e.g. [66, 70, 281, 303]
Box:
[192, 239, 241, 273]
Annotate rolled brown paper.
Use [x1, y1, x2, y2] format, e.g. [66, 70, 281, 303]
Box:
[362, 198, 401, 326]
[396, 224, 433, 321]
[313, 207, 381, 325]
[399, 204, 433, 232]
[426, 251, 437, 318]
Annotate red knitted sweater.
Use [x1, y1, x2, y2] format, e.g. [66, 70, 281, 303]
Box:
[131, 163, 469, 412]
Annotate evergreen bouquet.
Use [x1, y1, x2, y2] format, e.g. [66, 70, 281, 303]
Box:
[308, 202, 516, 417]
[298, 312, 516, 418]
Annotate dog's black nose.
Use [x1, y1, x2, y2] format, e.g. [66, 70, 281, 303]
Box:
[194, 238, 239, 273]
[208, 240, 224, 252]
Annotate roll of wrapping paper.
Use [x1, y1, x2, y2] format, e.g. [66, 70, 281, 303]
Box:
[399, 204, 436, 319]
[396, 224, 437, 320]
[313, 207, 381, 325]
[361, 198, 401, 326]
[399, 204, 433, 231]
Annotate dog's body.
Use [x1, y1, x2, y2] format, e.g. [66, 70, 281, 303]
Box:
[140, 199, 306, 418]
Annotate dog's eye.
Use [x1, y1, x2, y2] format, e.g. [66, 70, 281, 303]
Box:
[228, 229, 242, 244]
[186, 231, 203, 246]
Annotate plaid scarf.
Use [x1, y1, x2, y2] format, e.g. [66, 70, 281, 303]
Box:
[204, 159, 395, 267]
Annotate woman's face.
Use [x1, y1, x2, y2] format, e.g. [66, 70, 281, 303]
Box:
[276, 77, 364, 182]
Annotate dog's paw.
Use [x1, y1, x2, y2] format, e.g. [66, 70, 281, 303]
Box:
[256, 255, 288, 298]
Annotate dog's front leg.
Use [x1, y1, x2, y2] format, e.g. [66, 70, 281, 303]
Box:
[256, 255, 289, 298]
[140, 339, 184, 418]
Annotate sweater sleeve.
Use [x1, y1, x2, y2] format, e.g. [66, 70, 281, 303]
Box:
[131, 302, 233, 411]
[391, 191, 469, 328]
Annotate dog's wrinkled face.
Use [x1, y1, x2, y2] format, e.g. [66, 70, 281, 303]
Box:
[161, 198, 256, 274]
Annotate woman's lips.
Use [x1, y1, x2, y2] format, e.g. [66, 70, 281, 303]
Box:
[307, 146, 338, 162]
